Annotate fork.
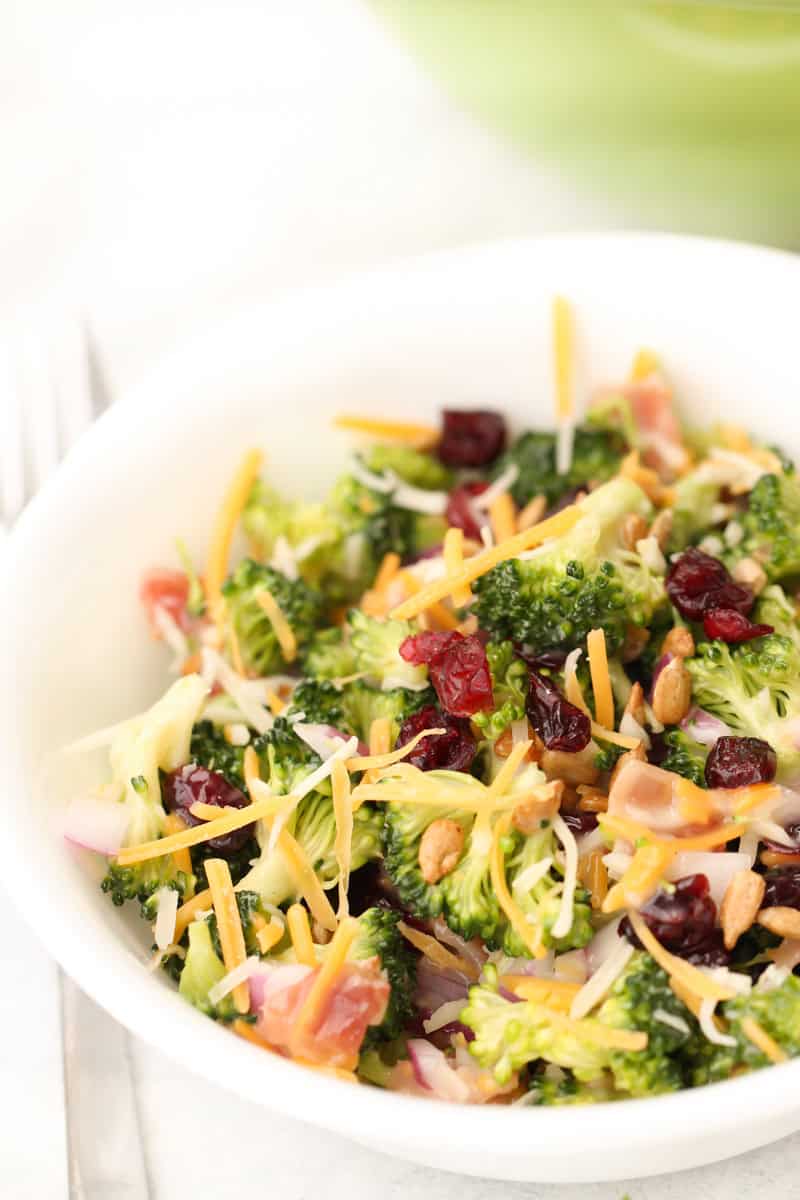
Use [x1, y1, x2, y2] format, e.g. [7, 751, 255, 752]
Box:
[0, 315, 150, 1200]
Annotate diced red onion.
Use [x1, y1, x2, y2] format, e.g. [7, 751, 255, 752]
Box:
[413, 957, 470, 1012]
[407, 1039, 471, 1102]
[430, 919, 488, 972]
[680, 706, 732, 747]
[585, 915, 624, 975]
[62, 793, 131, 856]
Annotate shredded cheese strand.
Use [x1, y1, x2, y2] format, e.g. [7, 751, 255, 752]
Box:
[265, 688, 286, 715]
[373, 552, 401, 592]
[586, 629, 614, 730]
[552, 295, 574, 421]
[627, 910, 736, 1003]
[590, 723, 641, 749]
[389, 505, 581, 621]
[443, 526, 472, 608]
[256, 918, 285, 955]
[564, 648, 591, 716]
[485, 739, 531, 802]
[346, 727, 445, 773]
[396, 921, 480, 981]
[630, 349, 659, 381]
[333, 414, 439, 450]
[256, 588, 297, 663]
[115, 797, 276, 864]
[600, 812, 742, 852]
[551, 813, 579, 939]
[205, 858, 250, 1014]
[501, 976, 581, 1012]
[286, 904, 317, 966]
[602, 842, 676, 913]
[489, 492, 517, 544]
[206, 449, 263, 628]
[332, 759, 353, 920]
[490, 811, 547, 959]
[364, 715, 392, 787]
[174, 889, 213, 941]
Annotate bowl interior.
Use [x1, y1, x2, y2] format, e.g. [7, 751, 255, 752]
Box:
[3, 235, 800, 1182]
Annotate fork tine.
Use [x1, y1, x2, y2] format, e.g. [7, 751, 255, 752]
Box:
[18, 327, 60, 496]
[0, 340, 26, 526]
[52, 317, 93, 450]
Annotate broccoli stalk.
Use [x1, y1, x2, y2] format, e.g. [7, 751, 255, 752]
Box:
[474, 478, 667, 655]
[178, 918, 236, 1019]
[101, 675, 208, 906]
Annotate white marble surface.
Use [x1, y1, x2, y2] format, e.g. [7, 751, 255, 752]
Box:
[1, 1, 799, 1196]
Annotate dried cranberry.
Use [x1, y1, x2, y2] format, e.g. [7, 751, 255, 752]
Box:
[704, 736, 777, 789]
[702, 608, 773, 643]
[444, 481, 490, 542]
[399, 631, 493, 718]
[763, 868, 800, 910]
[620, 874, 717, 957]
[666, 547, 754, 622]
[525, 670, 591, 752]
[515, 645, 569, 673]
[163, 764, 253, 855]
[561, 810, 599, 836]
[684, 930, 731, 968]
[396, 705, 476, 772]
[438, 410, 506, 467]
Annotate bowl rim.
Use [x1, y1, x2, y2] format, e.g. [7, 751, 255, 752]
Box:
[3, 230, 800, 1166]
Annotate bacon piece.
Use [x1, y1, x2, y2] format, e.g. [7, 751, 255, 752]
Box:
[624, 374, 690, 481]
[256, 961, 389, 1069]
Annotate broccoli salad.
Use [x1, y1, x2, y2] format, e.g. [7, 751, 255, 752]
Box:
[63, 328, 800, 1105]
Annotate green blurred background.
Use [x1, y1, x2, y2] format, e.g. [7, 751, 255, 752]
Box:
[375, 0, 800, 247]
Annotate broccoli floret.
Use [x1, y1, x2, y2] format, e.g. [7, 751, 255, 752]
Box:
[528, 1071, 619, 1106]
[222, 559, 323, 676]
[753, 584, 800, 648]
[101, 675, 208, 904]
[502, 824, 593, 955]
[205, 889, 280, 958]
[383, 763, 591, 954]
[302, 627, 358, 680]
[491, 425, 626, 509]
[462, 966, 613, 1087]
[597, 952, 693, 1097]
[361, 444, 453, 491]
[352, 906, 417, 1046]
[463, 954, 694, 1093]
[238, 790, 382, 907]
[178, 918, 236, 1019]
[669, 467, 725, 552]
[736, 472, 800, 584]
[327, 475, 445, 583]
[339, 679, 433, 745]
[289, 679, 346, 731]
[686, 634, 800, 782]
[687, 974, 800, 1086]
[347, 609, 429, 691]
[657, 729, 708, 787]
[474, 479, 666, 655]
[471, 642, 528, 741]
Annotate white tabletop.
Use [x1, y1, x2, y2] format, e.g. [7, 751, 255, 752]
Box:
[2, 2, 798, 1196]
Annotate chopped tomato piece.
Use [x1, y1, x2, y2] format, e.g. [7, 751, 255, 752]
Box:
[140, 568, 190, 635]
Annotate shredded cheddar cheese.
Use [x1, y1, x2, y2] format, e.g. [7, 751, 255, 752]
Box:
[233, 1019, 275, 1052]
[586, 629, 614, 730]
[256, 588, 297, 663]
[630, 349, 659, 382]
[286, 903, 317, 966]
[589, 723, 641, 750]
[516, 493, 547, 533]
[443, 526, 472, 608]
[600, 812, 742, 853]
[332, 759, 353, 920]
[490, 810, 547, 959]
[602, 842, 675, 913]
[266, 688, 286, 716]
[364, 716, 392, 787]
[205, 449, 263, 628]
[174, 888, 213, 941]
[674, 777, 716, 826]
[395, 570, 460, 631]
[397, 921, 480, 981]
[205, 858, 250, 1014]
[390, 505, 581, 621]
[627, 910, 736, 1003]
[500, 976, 581, 1011]
[373, 552, 401, 593]
[552, 295, 574, 421]
[346, 727, 445, 774]
[333, 414, 439, 450]
[255, 916, 285, 955]
[489, 491, 517, 545]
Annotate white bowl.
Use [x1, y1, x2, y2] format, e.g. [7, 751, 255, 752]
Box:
[3, 234, 800, 1183]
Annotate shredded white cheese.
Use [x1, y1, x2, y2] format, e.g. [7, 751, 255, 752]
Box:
[473, 464, 520, 511]
[200, 648, 273, 734]
[551, 814, 579, 939]
[269, 534, 299, 580]
[267, 735, 360, 852]
[635, 535, 667, 575]
[511, 856, 553, 897]
[422, 999, 467, 1034]
[569, 937, 633, 1020]
[698, 999, 737, 1048]
[653, 1007, 691, 1036]
[208, 956, 262, 1007]
[154, 887, 179, 951]
[152, 604, 191, 672]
